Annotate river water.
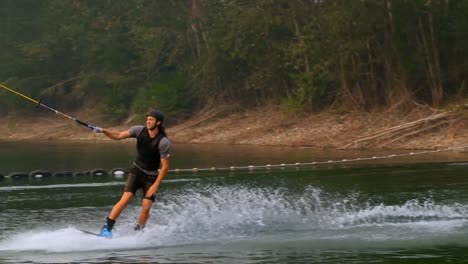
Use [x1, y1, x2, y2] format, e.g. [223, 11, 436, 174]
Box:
[0, 140, 467, 263]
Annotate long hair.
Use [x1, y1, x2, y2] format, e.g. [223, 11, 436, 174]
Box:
[158, 123, 167, 137]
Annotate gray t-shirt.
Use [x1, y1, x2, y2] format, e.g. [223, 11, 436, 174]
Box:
[128, 125, 171, 174]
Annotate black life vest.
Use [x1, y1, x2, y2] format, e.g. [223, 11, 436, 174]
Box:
[135, 127, 164, 171]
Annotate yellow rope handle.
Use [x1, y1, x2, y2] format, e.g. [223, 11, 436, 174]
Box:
[0, 84, 39, 104]
[0, 83, 92, 128]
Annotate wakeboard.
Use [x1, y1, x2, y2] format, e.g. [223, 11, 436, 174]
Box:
[78, 229, 106, 237]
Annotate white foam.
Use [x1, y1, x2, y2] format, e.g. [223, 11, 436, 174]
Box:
[0, 228, 157, 252]
[2, 184, 468, 252]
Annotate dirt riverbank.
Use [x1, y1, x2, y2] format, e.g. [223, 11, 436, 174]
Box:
[1, 106, 467, 151]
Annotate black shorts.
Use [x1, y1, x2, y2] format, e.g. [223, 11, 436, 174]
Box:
[124, 166, 158, 202]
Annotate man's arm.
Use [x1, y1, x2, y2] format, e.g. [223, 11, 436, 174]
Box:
[145, 158, 170, 198]
[102, 129, 132, 140]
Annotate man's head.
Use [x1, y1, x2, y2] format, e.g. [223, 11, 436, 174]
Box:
[146, 110, 165, 131]
[146, 110, 164, 123]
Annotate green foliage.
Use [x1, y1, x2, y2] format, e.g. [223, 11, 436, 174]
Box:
[132, 72, 196, 116]
[282, 64, 335, 111]
[1, 0, 467, 119]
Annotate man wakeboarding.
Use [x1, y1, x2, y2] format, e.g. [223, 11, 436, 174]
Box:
[91, 110, 171, 238]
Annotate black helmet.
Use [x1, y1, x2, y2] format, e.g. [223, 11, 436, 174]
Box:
[146, 110, 165, 122]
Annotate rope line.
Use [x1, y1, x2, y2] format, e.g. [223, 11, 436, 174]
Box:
[0, 83, 91, 128]
[169, 145, 468, 173]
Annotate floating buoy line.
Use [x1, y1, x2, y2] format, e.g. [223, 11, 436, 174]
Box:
[0, 168, 127, 181]
[170, 145, 468, 173]
[0, 145, 467, 181]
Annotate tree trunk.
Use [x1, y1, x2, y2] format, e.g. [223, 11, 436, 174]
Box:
[428, 12, 443, 107]
[190, 0, 208, 57]
[293, 17, 310, 73]
[418, 12, 443, 107]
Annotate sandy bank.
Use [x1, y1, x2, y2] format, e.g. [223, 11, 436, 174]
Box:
[1, 106, 467, 151]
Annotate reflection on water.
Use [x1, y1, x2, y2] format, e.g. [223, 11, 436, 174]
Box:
[0, 140, 467, 175]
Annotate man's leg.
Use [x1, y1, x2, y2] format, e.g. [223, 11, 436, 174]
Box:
[107, 167, 139, 227]
[109, 192, 134, 220]
[100, 192, 134, 237]
[137, 198, 153, 228]
[137, 173, 158, 229]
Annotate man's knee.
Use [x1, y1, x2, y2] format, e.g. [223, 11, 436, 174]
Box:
[141, 199, 153, 212]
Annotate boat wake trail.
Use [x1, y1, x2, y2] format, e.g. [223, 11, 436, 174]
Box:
[2, 184, 468, 253]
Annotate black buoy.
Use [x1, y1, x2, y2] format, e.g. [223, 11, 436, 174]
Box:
[53, 171, 74, 177]
[0, 173, 4, 181]
[111, 168, 127, 178]
[29, 170, 52, 179]
[73, 171, 86, 177]
[91, 169, 108, 176]
[7, 172, 29, 179]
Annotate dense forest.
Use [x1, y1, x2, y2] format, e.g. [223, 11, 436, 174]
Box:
[0, 0, 467, 123]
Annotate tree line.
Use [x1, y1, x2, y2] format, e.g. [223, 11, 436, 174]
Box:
[0, 0, 466, 122]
